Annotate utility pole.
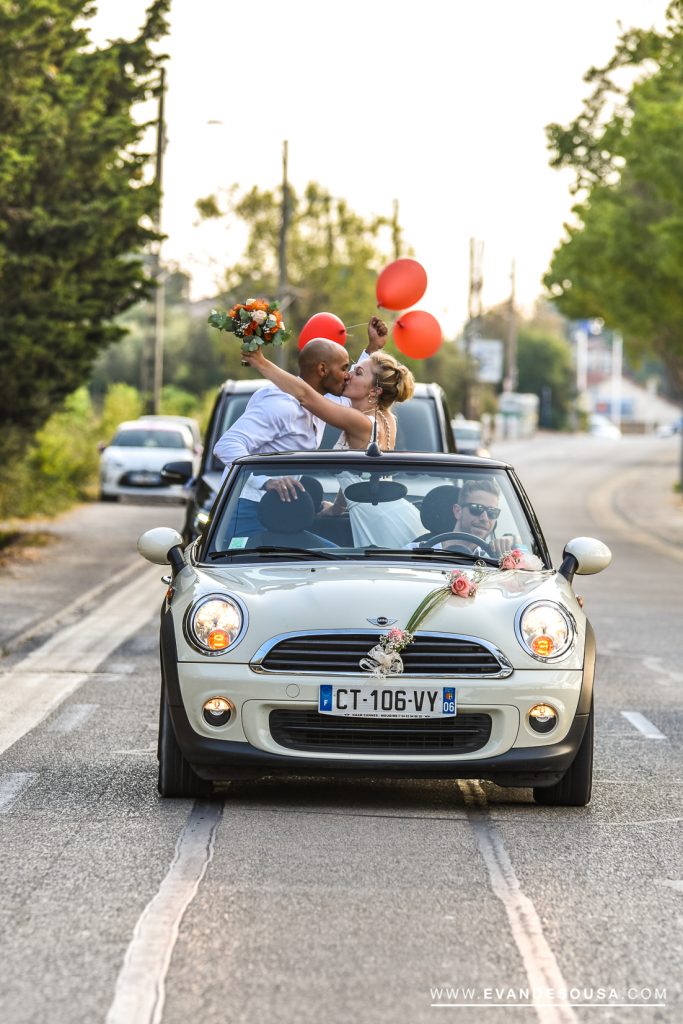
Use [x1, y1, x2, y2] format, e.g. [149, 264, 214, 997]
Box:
[277, 140, 290, 368]
[505, 259, 518, 392]
[150, 67, 166, 414]
[391, 199, 401, 261]
[463, 238, 484, 418]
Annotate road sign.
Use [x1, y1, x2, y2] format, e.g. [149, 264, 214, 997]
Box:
[470, 338, 504, 383]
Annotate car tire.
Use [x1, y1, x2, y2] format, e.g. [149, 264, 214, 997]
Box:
[158, 690, 212, 798]
[99, 492, 118, 503]
[533, 699, 594, 807]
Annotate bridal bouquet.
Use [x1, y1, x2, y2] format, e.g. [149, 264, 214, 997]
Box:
[208, 298, 291, 353]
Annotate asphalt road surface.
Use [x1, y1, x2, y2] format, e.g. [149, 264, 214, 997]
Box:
[0, 435, 681, 1024]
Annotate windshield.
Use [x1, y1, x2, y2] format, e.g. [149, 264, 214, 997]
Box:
[205, 459, 544, 565]
[112, 428, 188, 449]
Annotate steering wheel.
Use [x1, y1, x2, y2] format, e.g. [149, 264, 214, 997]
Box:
[418, 530, 496, 559]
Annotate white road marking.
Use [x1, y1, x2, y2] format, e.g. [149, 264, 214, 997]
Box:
[641, 656, 683, 686]
[2, 557, 142, 655]
[0, 564, 164, 757]
[459, 781, 577, 1024]
[659, 880, 683, 894]
[106, 801, 223, 1024]
[0, 772, 38, 813]
[620, 711, 666, 739]
[47, 703, 99, 733]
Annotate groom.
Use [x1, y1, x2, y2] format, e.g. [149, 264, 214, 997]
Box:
[213, 317, 388, 535]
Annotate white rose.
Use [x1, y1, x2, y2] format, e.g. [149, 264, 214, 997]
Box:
[245, 298, 256, 306]
[266, 314, 277, 324]
[251, 309, 267, 323]
[279, 322, 285, 332]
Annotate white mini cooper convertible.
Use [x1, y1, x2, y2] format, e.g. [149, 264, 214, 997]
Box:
[138, 449, 611, 806]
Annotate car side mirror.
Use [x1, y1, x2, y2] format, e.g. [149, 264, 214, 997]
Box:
[137, 527, 185, 576]
[559, 537, 612, 583]
[161, 460, 194, 485]
[97, 441, 107, 453]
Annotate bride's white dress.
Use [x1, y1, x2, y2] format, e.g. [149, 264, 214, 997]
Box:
[333, 420, 422, 547]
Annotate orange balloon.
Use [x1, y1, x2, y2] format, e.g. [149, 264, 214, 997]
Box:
[376, 259, 428, 310]
[392, 310, 442, 359]
[298, 312, 347, 349]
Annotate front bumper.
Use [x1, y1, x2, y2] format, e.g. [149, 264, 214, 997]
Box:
[161, 613, 594, 788]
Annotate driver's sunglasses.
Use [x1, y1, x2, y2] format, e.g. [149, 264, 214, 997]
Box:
[465, 502, 501, 521]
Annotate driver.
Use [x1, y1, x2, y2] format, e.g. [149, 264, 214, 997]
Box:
[419, 478, 515, 556]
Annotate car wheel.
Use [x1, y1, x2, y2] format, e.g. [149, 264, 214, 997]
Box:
[533, 699, 594, 807]
[158, 690, 212, 798]
[99, 492, 118, 503]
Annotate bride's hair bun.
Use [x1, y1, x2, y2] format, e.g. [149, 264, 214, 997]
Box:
[370, 352, 415, 407]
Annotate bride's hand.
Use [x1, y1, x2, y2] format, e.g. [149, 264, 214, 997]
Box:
[366, 316, 388, 353]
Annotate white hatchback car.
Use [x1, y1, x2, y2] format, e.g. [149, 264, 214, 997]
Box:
[139, 449, 611, 806]
[99, 419, 197, 502]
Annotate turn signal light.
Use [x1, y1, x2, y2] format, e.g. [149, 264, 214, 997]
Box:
[531, 634, 554, 657]
[207, 628, 230, 650]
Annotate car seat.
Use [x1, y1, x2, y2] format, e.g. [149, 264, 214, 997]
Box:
[247, 489, 336, 548]
[412, 485, 460, 544]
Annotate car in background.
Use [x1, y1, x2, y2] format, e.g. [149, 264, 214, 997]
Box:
[451, 417, 490, 458]
[138, 448, 611, 805]
[655, 416, 683, 438]
[176, 378, 457, 543]
[588, 414, 621, 440]
[138, 414, 202, 452]
[99, 419, 199, 502]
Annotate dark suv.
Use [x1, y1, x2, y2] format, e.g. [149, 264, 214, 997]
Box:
[176, 379, 456, 543]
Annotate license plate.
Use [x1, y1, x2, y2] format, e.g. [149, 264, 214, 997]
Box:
[318, 684, 456, 718]
[129, 472, 161, 485]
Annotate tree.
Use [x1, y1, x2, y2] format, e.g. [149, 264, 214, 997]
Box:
[0, 0, 170, 464]
[544, 1, 683, 398]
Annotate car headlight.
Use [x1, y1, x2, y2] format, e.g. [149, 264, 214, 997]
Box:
[516, 601, 575, 661]
[185, 594, 245, 654]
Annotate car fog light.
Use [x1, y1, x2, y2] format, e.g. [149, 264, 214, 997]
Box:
[202, 696, 234, 727]
[528, 704, 558, 734]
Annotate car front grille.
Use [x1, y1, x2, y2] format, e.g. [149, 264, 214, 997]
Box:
[254, 632, 509, 677]
[269, 709, 493, 755]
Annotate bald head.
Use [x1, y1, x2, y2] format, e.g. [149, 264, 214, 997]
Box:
[298, 338, 350, 396]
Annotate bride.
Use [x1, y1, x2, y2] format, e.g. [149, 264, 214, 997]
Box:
[242, 332, 422, 546]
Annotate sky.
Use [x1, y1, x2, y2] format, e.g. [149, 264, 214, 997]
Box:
[88, 0, 668, 335]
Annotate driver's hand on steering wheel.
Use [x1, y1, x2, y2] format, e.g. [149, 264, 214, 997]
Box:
[488, 535, 517, 556]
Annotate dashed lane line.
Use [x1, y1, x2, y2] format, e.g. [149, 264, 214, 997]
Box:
[106, 800, 223, 1024]
[0, 564, 164, 758]
[457, 781, 577, 1024]
[620, 711, 667, 739]
[47, 703, 99, 733]
[0, 772, 38, 813]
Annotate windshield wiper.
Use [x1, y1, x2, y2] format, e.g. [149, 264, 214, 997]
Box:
[363, 547, 498, 566]
[208, 545, 338, 561]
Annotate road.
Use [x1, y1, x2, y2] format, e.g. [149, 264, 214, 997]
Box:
[0, 435, 681, 1024]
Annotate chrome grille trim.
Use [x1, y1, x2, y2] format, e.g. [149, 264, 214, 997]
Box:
[250, 629, 513, 678]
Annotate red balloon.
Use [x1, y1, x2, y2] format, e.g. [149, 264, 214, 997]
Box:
[376, 259, 428, 311]
[392, 310, 442, 359]
[298, 312, 347, 349]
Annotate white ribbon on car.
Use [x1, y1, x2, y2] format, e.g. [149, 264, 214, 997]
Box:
[359, 645, 405, 677]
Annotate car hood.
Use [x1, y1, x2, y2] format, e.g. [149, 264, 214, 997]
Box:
[171, 560, 587, 671]
[104, 445, 193, 471]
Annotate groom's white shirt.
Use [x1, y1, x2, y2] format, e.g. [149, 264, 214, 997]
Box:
[213, 351, 369, 501]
